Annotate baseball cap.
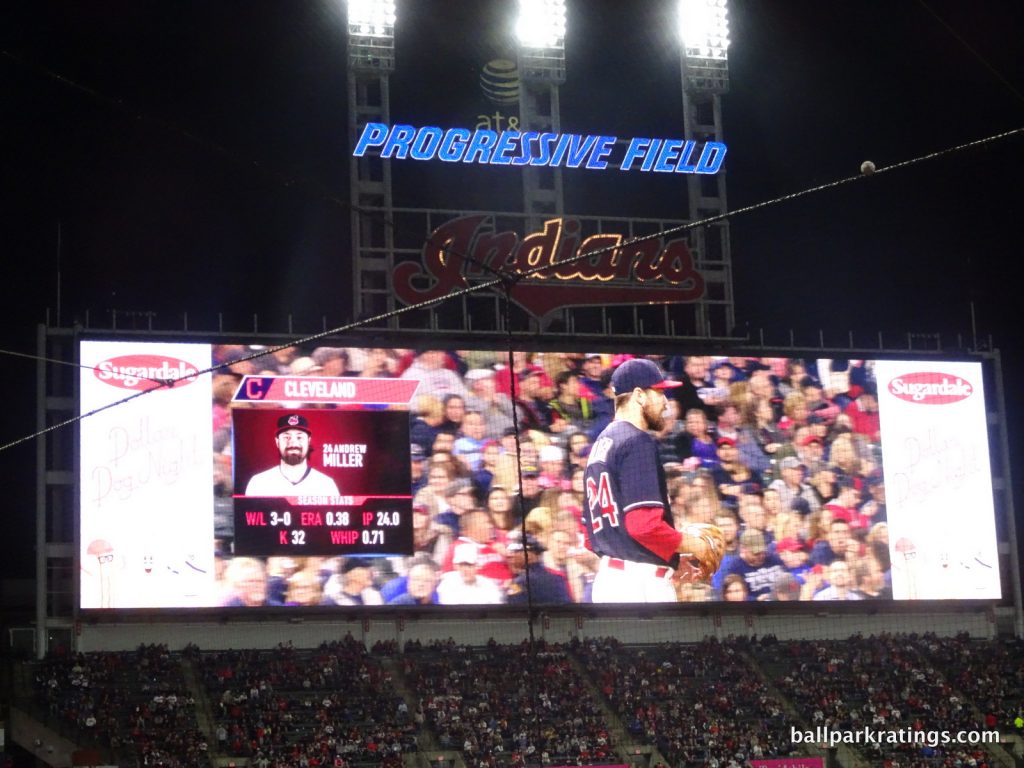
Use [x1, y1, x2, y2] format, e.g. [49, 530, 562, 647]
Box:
[276, 413, 311, 435]
[518, 366, 543, 382]
[290, 357, 323, 375]
[800, 434, 824, 447]
[716, 436, 737, 448]
[584, 352, 603, 361]
[341, 558, 372, 574]
[780, 456, 803, 471]
[834, 473, 856, 490]
[506, 533, 546, 554]
[465, 368, 495, 383]
[740, 481, 762, 496]
[610, 358, 682, 395]
[790, 497, 812, 516]
[776, 537, 804, 554]
[539, 445, 564, 463]
[739, 529, 766, 554]
[806, 461, 830, 478]
[828, 505, 853, 524]
[311, 347, 347, 366]
[410, 444, 426, 462]
[452, 542, 478, 565]
[773, 572, 801, 600]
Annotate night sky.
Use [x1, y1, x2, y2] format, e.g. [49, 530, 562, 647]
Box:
[2, 1, 1022, 580]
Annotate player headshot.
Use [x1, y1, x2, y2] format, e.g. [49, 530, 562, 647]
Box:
[583, 358, 726, 603]
[244, 413, 341, 497]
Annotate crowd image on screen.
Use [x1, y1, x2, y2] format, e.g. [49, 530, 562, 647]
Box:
[210, 347, 891, 605]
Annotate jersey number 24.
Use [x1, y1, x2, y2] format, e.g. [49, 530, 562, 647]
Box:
[586, 471, 620, 533]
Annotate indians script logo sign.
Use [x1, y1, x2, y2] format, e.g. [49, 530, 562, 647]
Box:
[392, 215, 705, 318]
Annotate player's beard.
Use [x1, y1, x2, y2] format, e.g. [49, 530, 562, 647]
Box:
[281, 445, 309, 466]
[641, 399, 666, 431]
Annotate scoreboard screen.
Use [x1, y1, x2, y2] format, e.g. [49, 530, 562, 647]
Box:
[78, 341, 1002, 610]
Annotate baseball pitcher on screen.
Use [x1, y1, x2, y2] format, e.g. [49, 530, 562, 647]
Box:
[584, 358, 725, 603]
[244, 413, 341, 497]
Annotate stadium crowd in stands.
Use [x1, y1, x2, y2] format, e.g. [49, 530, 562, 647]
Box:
[34, 644, 206, 768]
[197, 636, 415, 768]
[29, 633, 1022, 768]
[575, 636, 798, 767]
[403, 639, 614, 765]
[212, 347, 892, 606]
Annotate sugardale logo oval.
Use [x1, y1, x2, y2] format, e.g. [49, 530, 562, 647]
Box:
[887, 372, 973, 404]
[94, 355, 200, 390]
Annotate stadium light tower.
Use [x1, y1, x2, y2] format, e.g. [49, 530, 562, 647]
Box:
[347, 0, 396, 71]
[347, 0, 397, 326]
[679, 0, 730, 91]
[515, 0, 567, 83]
[515, 0, 567, 249]
[678, 0, 733, 335]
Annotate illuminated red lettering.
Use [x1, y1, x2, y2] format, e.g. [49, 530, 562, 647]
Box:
[392, 215, 707, 317]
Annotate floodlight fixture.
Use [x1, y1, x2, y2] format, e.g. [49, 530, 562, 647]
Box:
[347, 0, 396, 71]
[516, 0, 567, 83]
[516, 0, 566, 50]
[678, 0, 730, 91]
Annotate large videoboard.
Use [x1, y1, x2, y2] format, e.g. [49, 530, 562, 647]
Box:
[79, 341, 1001, 610]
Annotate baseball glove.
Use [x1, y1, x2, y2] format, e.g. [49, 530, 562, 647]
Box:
[678, 522, 727, 583]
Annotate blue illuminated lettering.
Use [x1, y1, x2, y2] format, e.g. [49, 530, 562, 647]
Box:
[438, 128, 471, 162]
[586, 136, 617, 169]
[675, 140, 698, 173]
[529, 133, 558, 166]
[654, 139, 684, 172]
[350, 123, 727, 174]
[463, 129, 498, 163]
[548, 133, 574, 167]
[512, 131, 539, 166]
[640, 139, 662, 172]
[352, 122, 389, 157]
[490, 130, 521, 165]
[696, 141, 728, 174]
[380, 124, 416, 159]
[410, 126, 443, 160]
[620, 138, 653, 171]
[565, 134, 598, 168]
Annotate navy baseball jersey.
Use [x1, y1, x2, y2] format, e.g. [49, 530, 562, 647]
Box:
[583, 420, 677, 566]
[713, 552, 786, 599]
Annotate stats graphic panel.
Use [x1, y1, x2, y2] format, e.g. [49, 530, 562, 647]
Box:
[78, 342, 1001, 609]
[232, 407, 413, 557]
